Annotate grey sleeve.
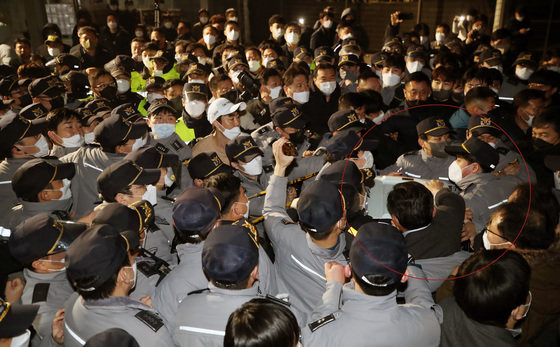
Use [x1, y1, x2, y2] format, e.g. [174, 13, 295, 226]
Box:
[403, 266, 443, 323]
[263, 175, 290, 245]
[306, 281, 343, 323]
[37, 335, 62, 347]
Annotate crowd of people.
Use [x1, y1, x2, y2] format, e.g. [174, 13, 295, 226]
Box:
[0, 4, 559, 346]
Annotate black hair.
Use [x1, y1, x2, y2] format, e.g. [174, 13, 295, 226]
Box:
[299, 222, 336, 241]
[432, 65, 460, 82]
[338, 92, 365, 110]
[509, 183, 560, 228]
[88, 69, 114, 88]
[224, 298, 300, 347]
[268, 14, 286, 27]
[456, 153, 492, 173]
[358, 69, 379, 82]
[528, 69, 560, 89]
[387, 182, 434, 230]
[142, 42, 159, 53]
[436, 23, 450, 34]
[360, 90, 384, 114]
[404, 71, 431, 87]
[211, 277, 250, 290]
[454, 249, 530, 327]
[382, 54, 405, 71]
[351, 269, 399, 296]
[260, 68, 281, 86]
[203, 173, 241, 215]
[312, 63, 336, 79]
[282, 64, 309, 87]
[71, 254, 131, 300]
[463, 67, 492, 86]
[209, 73, 232, 93]
[513, 88, 545, 112]
[163, 78, 184, 91]
[46, 108, 82, 132]
[486, 68, 503, 86]
[491, 28, 512, 41]
[414, 23, 430, 36]
[14, 37, 31, 48]
[464, 86, 496, 109]
[258, 40, 282, 58]
[533, 105, 560, 134]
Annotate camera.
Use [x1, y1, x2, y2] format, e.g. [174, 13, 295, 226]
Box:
[237, 71, 261, 102]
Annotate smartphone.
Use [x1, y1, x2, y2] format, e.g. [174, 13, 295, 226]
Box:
[398, 12, 414, 20]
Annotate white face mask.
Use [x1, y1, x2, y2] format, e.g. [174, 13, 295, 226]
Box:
[28, 135, 50, 158]
[360, 151, 374, 169]
[230, 16, 239, 22]
[107, 21, 118, 30]
[199, 16, 209, 24]
[515, 66, 533, 81]
[143, 56, 153, 69]
[382, 72, 401, 87]
[142, 184, 158, 206]
[372, 111, 385, 124]
[152, 123, 176, 139]
[124, 261, 137, 288]
[131, 136, 147, 151]
[10, 329, 31, 347]
[47, 178, 72, 200]
[248, 60, 261, 72]
[147, 93, 164, 103]
[323, 20, 333, 29]
[241, 156, 263, 176]
[221, 125, 241, 140]
[487, 141, 497, 148]
[547, 66, 560, 73]
[482, 230, 511, 250]
[318, 81, 336, 96]
[164, 168, 175, 187]
[262, 57, 273, 68]
[84, 132, 95, 144]
[203, 34, 216, 45]
[42, 258, 66, 272]
[269, 86, 282, 99]
[234, 201, 250, 219]
[227, 30, 240, 41]
[407, 61, 423, 73]
[292, 90, 310, 104]
[435, 32, 446, 42]
[375, 69, 383, 79]
[272, 27, 285, 39]
[135, 30, 144, 38]
[153, 69, 164, 77]
[198, 56, 212, 65]
[522, 109, 535, 127]
[59, 133, 84, 148]
[342, 33, 353, 40]
[133, 54, 142, 62]
[47, 47, 60, 57]
[286, 32, 300, 45]
[116, 79, 130, 94]
[448, 161, 464, 183]
[185, 100, 206, 117]
[231, 70, 242, 84]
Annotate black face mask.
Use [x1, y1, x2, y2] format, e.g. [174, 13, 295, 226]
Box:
[407, 99, 428, 107]
[532, 138, 555, 151]
[451, 91, 464, 104]
[432, 89, 452, 102]
[49, 95, 65, 109]
[18, 94, 32, 107]
[288, 129, 306, 145]
[100, 86, 118, 101]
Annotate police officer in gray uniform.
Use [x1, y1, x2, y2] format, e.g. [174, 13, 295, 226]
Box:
[64, 224, 175, 347]
[5, 159, 75, 229]
[445, 137, 522, 233]
[173, 222, 261, 347]
[466, 114, 535, 182]
[263, 138, 348, 315]
[153, 186, 223, 326]
[8, 213, 85, 342]
[302, 222, 442, 346]
[0, 113, 50, 221]
[61, 104, 149, 218]
[382, 116, 455, 181]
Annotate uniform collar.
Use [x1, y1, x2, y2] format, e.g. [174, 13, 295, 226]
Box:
[208, 281, 259, 296]
[342, 283, 398, 312]
[457, 172, 492, 191]
[306, 232, 346, 260]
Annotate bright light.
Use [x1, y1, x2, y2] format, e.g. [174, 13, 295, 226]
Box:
[298, 17, 305, 25]
[459, 16, 465, 21]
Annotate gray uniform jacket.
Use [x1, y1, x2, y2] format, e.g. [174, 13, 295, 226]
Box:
[263, 175, 348, 315]
[302, 266, 442, 347]
[63, 293, 174, 347]
[4, 198, 73, 230]
[0, 158, 31, 222]
[173, 282, 259, 347]
[61, 147, 125, 218]
[49, 145, 80, 158]
[456, 172, 521, 231]
[495, 141, 536, 183]
[415, 251, 470, 292]
[145, 189, 175, 264]
[147, 133, 193, 190]
[381, 149, 455, 181]
[21, 269, 74, 340]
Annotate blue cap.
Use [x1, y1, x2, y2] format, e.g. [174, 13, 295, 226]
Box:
[297, 179, 343, 232]
[172, 186, 223, 238]
[350, 222, 407, 287]
[202, 221, 259, 282]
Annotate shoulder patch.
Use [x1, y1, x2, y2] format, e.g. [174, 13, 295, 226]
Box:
[281, 219, 297, 225]
[258, 126, 271, 135]
[265, 294, 291, 307]
[32, 283, 50, 303]
[154, 143, 169, 153]
[308, 313, 336, 332]
[171, 139, 185, 151]
[134, 310, 164, 332]
[403, 150, 419, 156]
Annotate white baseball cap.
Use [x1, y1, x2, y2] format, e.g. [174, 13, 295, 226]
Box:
[207, 98, 246, 124]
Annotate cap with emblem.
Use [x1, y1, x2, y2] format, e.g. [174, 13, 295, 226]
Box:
[44, 35, 62, 45]
[202, 221, 259, 282]
[81, 98, 111, 125]
[350, 221, 407, 287]
[0, 113, 47, 159]
[416, 116, 451, 137]
[318, 160, 365, 193]
[266, 59, 284, 70]
[445, 137, 499, 171]
[54, 54, 81, 71]
[468, 114, 501, 137]
[0, 299, 39, 338]
[294, 47, 311, 61]
[406, 45, 427, 59]
[84, 328, 139, 347]
[479, 49, 502, 66]
[60, 71, 90, 99]
[338, 54, 359, 67]
[11, 159, 75, 201]
[0, 75, 19, 97]
[97, 160, 161, 202]
[341, 38, 360, 50]
[271, 105, 306, 129]
[147, 98, 177, 116]
[314, 46, 334, 63]
[173, 186, 223, 239]
[328, 109, 363, 133]
[112, 103, 143, 122]
[513, 51, 537, 67]
[297, 179, 344, 232]
[227, 56, 249, 71]
[183, 83, 210, 100]
[9, 213, 86, 265]
[269, 97, 296, 114]
[66, 224, 139, 291]
[186, 63, 208, 77]
[125, 145, 179, 168]
[92, 200, 155, 235]
[225, 136, 263, 163]
[28, 75, 65, 98]
[94, 112, 148, 150]
[19, 102, 49, 120]
[326, 130, 378, 158]
[370, 52, 388, 67]
[104, 55, 137, 76]
[207, 97, 246, 124]
[187, 152, 233, 180]
[144, 76, 165, 92]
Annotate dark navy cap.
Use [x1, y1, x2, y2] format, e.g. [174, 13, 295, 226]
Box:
[406, 44, 427, 59]
[202, 221, 259, 282]
[84, 328, 139, 347]
[28, 75, 65, 98]
[83, 98, 112, 117]
[467, 115, 501, 137]
[294, 47, 311, 61]
[225, 136, 263, 163]
[318, 160, 365, 193]
[186, 63, 209, 76]
[350, 222, 407, 286]
[0, 75, 19, 96]
[328, 109, 363, 133]
[9, 213, 86, 264]
[187, 152, 233, 180]
[112, 103, 143, 122]
[0, 299, 39, 338]
[125, 145, 179, 169]
[55, 54, 81, 70]
[314, 46, 334, 62]
[266, 58, 284, 70]
[513, 51, 537, 67]
[297, 179, 343, 232]
[173, 186, 223, 238]
[416, 116, 451, 137]
[370, 51, 388, 67]
[338, 54, 359, 67]
[227, 56, 248, 71]
[92, 200, 155, 235]
[94, 113, 148, 149]
[183, 82, 210, 99]
[479, 49, 502, 66]
[0, 113, 47, 158]
[19, 102, 49, 120]
[11, 159, 75, 200]
[271, 105, 305, 129]
[147, 98, 177, 116]
[445, 137, 499, 171]
[268, 97, 295, 114]
[97, 160, 161, 201]
[66, 224, 139, 291]
[326, 130, 378, 158]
